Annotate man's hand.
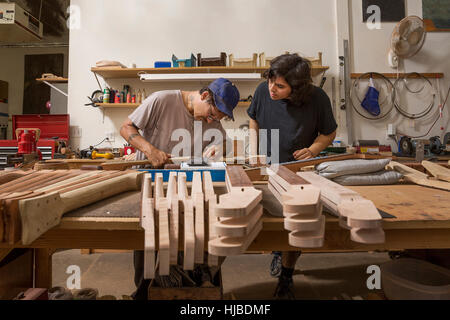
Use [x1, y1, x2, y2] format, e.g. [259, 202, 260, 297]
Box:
[144, 147, 171, 168]
[203, 144, 222, 161]
[293, 148, 315, 161]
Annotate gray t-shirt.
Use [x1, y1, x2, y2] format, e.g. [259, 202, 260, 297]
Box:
[128, 90, 226, 160]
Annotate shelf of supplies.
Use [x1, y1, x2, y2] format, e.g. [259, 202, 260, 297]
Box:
[95, 103, 140, 108]
[351, 73, 444, 79]
[36, 78, 69, 83]
[95, 102, 251, 109]
[91, 66, 330, 80]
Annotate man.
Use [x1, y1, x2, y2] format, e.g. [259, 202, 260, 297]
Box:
[120, 78, 240, 299]
[247, 54, 337, 299]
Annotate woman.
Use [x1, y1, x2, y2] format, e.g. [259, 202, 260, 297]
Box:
[247, 53, 337, 299]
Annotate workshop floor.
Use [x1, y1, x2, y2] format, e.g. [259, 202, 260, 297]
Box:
[52, 250, 390, 300]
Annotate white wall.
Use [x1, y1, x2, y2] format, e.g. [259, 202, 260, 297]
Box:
[68, 0, 339, 150]
[347, 0, 450, 150]
[68, 0, 450, 152]
[0, 46, 69, 139]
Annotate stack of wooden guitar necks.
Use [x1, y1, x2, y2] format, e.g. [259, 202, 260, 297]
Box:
[267, 166, 325, 248]
[141, 171, 222, 280]
[297, 172, 385, 244]
[208, 166, 263, 257]
[0, 169, 143, 246]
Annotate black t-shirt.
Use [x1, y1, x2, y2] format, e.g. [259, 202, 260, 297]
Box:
[247, 82, 338, 163]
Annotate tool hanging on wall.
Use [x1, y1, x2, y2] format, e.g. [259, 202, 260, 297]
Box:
[85, 90, 103, 107]
[361, 75, 381, 116]
[350, 72, 395, 120]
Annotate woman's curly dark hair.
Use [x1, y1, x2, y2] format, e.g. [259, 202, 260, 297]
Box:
[264, 53, 314, 105]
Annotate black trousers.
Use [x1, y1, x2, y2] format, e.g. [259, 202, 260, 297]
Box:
[132, 250, 150, 300]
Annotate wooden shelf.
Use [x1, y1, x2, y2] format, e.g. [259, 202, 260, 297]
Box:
[95, 103, 139, 108]
[95, 102, 251, 109]
[351, 73, 444, 79]
[91, 66, 329, 80]
[36, 78, 68, 83]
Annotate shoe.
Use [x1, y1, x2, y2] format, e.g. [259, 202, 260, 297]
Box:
[270, 252, 282, 277]
[273, 276, 295, 300]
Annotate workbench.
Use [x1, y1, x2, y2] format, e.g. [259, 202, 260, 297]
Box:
[0, 183, 449, 290]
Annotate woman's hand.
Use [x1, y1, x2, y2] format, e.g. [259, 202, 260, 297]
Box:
[293, 148, 315, 161]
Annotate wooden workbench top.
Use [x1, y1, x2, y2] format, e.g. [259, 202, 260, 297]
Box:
[59, 184, 450, 232]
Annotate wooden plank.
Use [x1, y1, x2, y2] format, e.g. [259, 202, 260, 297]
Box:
[288, 216, 325, 248]
[192, 172, 204, 264]
[166, 173, 179, 265]
[214, 204, 263, 237]
[226, 166, 254, 189]
[18, 172, 144, 245]
[207, 194, 219, 267]
[214, 188, 262, 218]
[338, 199, 382, 229]
[422, 161, 450, 182]
[141, 174, 155, 279]
[284, 209, 324, 232]
[183, 199, 195, 271]
[157, 198, 170, 276]
[34, 248, 52, 288]
[348, 185, 450, 223]
[351, 228, 385, 244]
[208, 220, 263, 256]
[267, 166, 310, 189]
[388, 161, 450, 191]
[193, 193, 205, 264]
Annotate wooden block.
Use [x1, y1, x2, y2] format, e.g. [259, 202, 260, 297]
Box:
[203, 171, 216, 201]
[208, 220, 263, 256]
[422, 161, 450, 182]
[350, 227, 385, 244]
[157, 198, 170, 276]
[141, 198, 155, 279]
[288, 216, 325, 248]
[215, 188, 262, 218]
[183, 199, 195, 271]
[214, 204, 263, 237]
[338, 199, 382, 229]
[142, 173, 153, 199]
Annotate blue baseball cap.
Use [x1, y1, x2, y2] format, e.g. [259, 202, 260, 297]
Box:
[208, 78, 240, 121]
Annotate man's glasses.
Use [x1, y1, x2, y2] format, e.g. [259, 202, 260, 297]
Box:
[207, 105, 221, 122]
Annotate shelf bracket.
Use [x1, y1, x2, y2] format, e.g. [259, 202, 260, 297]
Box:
[42, 81, 68, 97]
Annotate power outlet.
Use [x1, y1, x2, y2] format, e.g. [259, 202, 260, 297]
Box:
[106, 131, 115, 142]
[70, 126, 82, 138]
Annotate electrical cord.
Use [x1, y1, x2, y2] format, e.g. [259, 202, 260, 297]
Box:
[393, 72, 436, 120]
[80, 137, 109, 152]
[398, 86, 450, 139]
[350, 72, 396, 120]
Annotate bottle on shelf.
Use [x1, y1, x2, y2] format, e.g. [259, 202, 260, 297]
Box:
[103, 88, 110, 104]
[137, 89, 142, 104]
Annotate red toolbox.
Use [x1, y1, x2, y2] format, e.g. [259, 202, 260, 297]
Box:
[0, 114, 70, 164]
